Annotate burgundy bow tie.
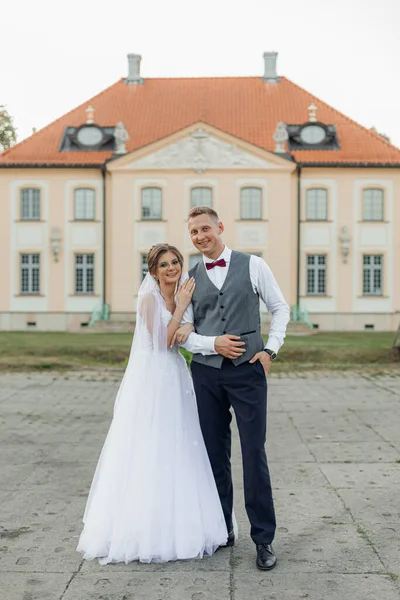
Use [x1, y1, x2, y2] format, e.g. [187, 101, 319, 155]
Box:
[205, 258, 227, 270]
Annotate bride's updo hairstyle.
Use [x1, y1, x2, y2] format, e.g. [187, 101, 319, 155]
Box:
[147, 244, 184, 278]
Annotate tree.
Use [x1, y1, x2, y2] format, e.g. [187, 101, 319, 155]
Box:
[0, 106, 17, 151]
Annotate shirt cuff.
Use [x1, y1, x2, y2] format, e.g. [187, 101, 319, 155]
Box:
[204, 336, 218, 354]
[265, 337, 280, 354]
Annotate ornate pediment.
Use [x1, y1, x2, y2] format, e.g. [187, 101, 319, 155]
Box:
[122, 129, 279, 172]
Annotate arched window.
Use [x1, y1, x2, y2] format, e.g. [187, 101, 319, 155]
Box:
[190, 187, 213, 208]
[141, 187, 162, 220]
[306, 188, 328, 220]
[21, 188, 40, 220]
[240, 187, 262, 220]
[362, 189, 384, 221]
[74, 188, 95, 220]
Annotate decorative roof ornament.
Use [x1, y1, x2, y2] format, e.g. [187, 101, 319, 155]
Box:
[370, 126, 391, 143]
[114, 122, 130, 155]
[308, 103, 318, 123]
[85, 105, 95, 124]
[273, 122, 288, 153]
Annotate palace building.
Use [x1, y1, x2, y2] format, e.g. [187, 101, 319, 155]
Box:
[0, 52, 399, 332]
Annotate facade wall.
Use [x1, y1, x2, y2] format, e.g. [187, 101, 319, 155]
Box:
[299, 168, 400, 330]
[106, 166, 295, 315]
[0, 168, 103, 330]
[0, 157, 399, 332]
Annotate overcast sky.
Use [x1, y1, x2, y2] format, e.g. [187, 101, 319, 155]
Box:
[1, 0, 399, 148]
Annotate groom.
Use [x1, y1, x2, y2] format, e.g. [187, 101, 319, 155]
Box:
[177, 206, 290, 570]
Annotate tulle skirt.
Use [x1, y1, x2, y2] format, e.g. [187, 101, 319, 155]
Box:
[77, 349, 228, 564]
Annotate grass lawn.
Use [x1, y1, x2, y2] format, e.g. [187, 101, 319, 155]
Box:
[0, 331, 399, 373]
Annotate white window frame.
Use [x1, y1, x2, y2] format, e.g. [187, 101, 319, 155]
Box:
[20, 253, 40, 294]
[20, 188, 41, 220]
[306, 188, 328, 221]
[240, 187, 262, 220]
[75, 254, 95, 294]
[141, 254, 149, 281]
[363, 255, 383, 296]
[74, 188, 96, 220]
[141, 187, 162, 220]
[362, 189, 384, 221]
[306, 254, 327, 296]
[190, 187, 213, 208]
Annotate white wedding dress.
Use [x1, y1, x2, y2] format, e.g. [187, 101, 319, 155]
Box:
[77, 275, 228, 564]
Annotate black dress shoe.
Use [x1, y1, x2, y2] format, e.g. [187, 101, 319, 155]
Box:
[216, 530, 235, 551]
[256, 544, 277, 570]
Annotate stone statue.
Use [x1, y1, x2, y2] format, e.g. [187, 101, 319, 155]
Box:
[114, 122, 130, 155]
[273, 122, 288, 153]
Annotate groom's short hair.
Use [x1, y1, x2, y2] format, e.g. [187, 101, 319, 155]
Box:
[188, 206, 220, 224]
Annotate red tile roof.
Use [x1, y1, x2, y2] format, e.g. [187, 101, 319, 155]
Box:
[1, 76, 400, 166]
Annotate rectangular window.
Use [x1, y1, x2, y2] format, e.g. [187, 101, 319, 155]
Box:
[362, 189, 384, 221]
[21, 189, 41, 220]
[141, 254, 149, 281]
[74, 188, 95, 220]
[240, 187, 262, 220]
[363, 255, 383, 295]
[141, 188, 162, 220]
[306, 254, 326, 295]
[20, 254, 40, 294]
[190, 187, 213, 208]
[189, 254, 202, 270]
[75, 254, 95, 294]
[306, 188, 328, 220]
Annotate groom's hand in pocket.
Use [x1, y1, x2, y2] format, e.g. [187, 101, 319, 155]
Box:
[249, 351, 272, 375]
[215, 335, 246, 359]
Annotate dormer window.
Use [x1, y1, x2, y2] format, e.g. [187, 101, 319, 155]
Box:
[60, 124, 115, 152]
[59, 106, 117, 152]
[287, 104, 339, 151]
[300, 125, 327, 145]
[287, 122, 339, 151]
[76, 125, 105, 148]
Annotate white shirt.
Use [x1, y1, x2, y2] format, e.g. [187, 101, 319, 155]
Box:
[181, 246, 291, 355]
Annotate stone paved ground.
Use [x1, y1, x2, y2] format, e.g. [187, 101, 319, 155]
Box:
[0, 370, 400, 600]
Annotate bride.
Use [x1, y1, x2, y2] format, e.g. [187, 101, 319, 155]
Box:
[77, 243, 228, 564]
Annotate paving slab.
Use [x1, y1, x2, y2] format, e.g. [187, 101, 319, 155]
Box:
[0, 573, 70, 600]
[306, 440, 400, 463]
[232, 522, 384, 574]
[337, 488, 400, 525]
[320, 463, 400, 489]
[62, 572, 231, 600]
[233, 573, 400, 600]
[1, 371, 399, 600]
[361, 522, 400, 575]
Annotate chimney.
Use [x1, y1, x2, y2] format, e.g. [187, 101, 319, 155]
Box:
[125, 53, 144, 85]
[262, 52, 279, 82]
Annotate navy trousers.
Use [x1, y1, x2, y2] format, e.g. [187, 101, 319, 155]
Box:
[191, 358, 276, 545]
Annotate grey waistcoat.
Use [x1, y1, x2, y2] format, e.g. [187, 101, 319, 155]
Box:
[188, 251, 264, 369]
